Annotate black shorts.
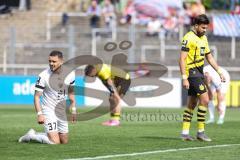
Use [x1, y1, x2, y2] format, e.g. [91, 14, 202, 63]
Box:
[188, 77, 207, 96]
[114, 77, 131, 95]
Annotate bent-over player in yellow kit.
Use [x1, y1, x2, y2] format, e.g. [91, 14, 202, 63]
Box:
[179, 14, 225, 141]
[85, 64, 131, 126]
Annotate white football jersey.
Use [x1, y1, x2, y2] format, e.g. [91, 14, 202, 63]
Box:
[35, 67, 75, 111]
[203, 65, 230, 91]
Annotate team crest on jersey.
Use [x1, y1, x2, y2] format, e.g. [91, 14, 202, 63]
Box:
[200, 47, 205, 56]
[182, 40, 188, 47]
[199, 84, 205, 91]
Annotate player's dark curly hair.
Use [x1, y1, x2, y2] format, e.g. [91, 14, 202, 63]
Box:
[84, 65, 95, 76]
[192, 14, 210, 25]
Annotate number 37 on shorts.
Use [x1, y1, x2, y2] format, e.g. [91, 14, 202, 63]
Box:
[46, 122, 57, 132]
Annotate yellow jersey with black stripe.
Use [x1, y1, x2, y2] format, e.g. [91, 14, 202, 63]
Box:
[181, 31, 210, 78]
[95, 64, 130, 81]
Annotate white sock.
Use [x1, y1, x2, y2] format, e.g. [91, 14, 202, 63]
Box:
[208, 100, 215, 120]
[30, 132, 55, 144]
[219, 101, 226, 120]
[182, 130, 189, 135]
[198, 129, 204, 133]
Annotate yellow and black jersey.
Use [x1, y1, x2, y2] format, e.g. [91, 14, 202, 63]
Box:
[181, 30, 211, 78]
[95, 64, 130, 81]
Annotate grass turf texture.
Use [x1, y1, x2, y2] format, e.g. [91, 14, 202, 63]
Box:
[0, 105, 239, 160]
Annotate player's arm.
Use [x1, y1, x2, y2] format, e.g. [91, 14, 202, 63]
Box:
[103, 78, 116, 94]
[68, 85, 76, 109]
[104, 79, 121, 102]
[179, 51, 189, 89]
[68, 84, 77, 123]
[34, 90, 45, 124]
[206, 53, 225, 82]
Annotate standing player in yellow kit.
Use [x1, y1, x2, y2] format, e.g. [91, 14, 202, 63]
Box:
[179, 14, 225, 141]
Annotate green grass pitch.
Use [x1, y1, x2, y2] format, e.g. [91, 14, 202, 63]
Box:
[0, 105, 240, 160]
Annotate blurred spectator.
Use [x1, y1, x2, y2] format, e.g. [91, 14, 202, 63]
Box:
[102, 0, 115, 29]
[80, 0, 92, 12]
[146, 16, 161, 37]
[211, 0, 222, 10]
[231, 2, 240, 14]
[19, 0, 26, 11]
[87, 0, 101, 28]
[110, 0, 120, 13]
[211, 0, 240, 10]
[162, 7, 179, 39]
[184, 0, 205, 25]
[135, 64, 150, 78]
[46, 0, 81, 33]
[19, 0, 31, 11]
[61, 12, 69, 32]
[229, 0, 240, 11]
[182, 3, 191, 29]
[120, 0, 135, 24]
[190, 0, 205, 18]
[0, 5, 12, 15]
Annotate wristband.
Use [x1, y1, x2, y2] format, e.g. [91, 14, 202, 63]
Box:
[109, 86, 115, 94]
[217, 68, 222, 75]
[182, 75, 188, 80]
[37, 111, 43, 115]
[70, 107, 77, 114]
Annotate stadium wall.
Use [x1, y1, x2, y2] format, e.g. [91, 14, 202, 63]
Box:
[85, 78, 182, 108]
[0, 75, 84, 105]
[0, 76, 239, 108]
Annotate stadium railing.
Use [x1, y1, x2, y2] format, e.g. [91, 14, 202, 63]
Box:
[1, 63, 239, 78]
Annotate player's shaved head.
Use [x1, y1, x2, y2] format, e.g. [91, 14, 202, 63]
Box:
[49, 50, 63, 59]
[84, 65, 97, 77]
[49, 50, 63, 72]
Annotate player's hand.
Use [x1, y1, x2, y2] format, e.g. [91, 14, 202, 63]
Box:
[183, 79, 190, 90]
[37, 114, 45, 124]
[219, 73, 226, 83]
[70, 113, 77, 124]
[69, 107, 77, 124]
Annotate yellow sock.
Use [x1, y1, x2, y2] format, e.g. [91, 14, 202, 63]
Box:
[182, 108, 193, 135]
[111, 113, 120, 121]
[197, 105, 207, 132]
[183, 122, 190, 131]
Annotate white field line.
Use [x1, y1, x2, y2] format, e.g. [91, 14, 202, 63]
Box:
[65, 144, 240, 160]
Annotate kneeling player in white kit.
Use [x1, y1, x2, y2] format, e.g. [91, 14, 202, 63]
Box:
[204, 65, 230, 124]
[19, 50, 76, 144]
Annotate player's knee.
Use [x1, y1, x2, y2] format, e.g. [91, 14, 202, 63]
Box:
[208, 94, 213, 100]
[188, 100, 198, 110]
[200, 99, 209, 106]
[60, 138, 68, 144]
[50, 139, 61, 144]
[115, 96, 120, 103]
[48, 133, 60, 144]
[50, 137, 60, 144]
[59, 133, 68, 144]
[109, 96, 115, 104]
[190, 102, 198, 109]
[110, 94, 120, 103]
